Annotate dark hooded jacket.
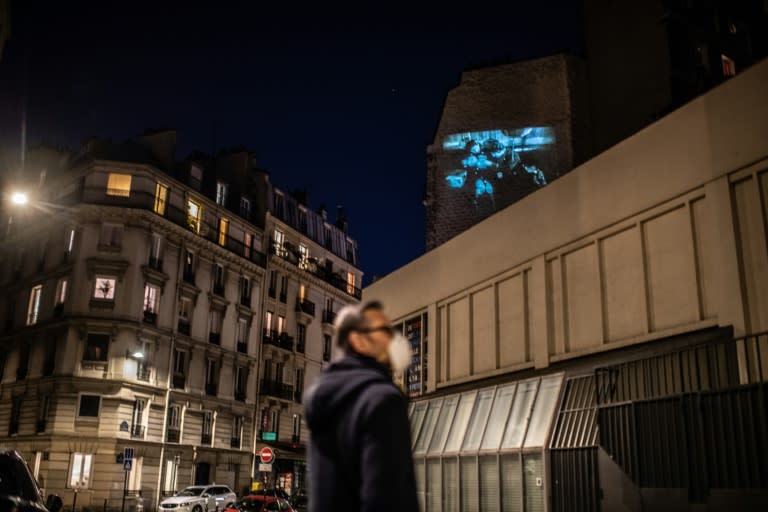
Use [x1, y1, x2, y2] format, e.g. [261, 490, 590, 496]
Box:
[304, 352, 418, 512]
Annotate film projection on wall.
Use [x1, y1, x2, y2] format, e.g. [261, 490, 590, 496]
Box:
[442, 127, 555, 215]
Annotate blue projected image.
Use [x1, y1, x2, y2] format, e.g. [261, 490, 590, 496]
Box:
[442, 127, 555, 212]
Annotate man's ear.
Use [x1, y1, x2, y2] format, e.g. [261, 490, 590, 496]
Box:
[347, 330, 366, 354]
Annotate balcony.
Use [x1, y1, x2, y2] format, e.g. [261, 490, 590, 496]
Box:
[201, 433, 212, 446]
[322, 309, 336, 325]
[143, 310, 157, 325]
[295, 298, 316, 317]
[235, 390, 247, 402]
[261, 379, 294, 401]
[178, 319, 191, 336]
[237, 341, 248, 354]
[172, 374, 186, 389]
[58, 188, 267, 268]
[205, 382, 218, 396]
[213, 282, 225, 296]
[269, 242, 362, 299]
[230, 437, 241, 449]
[262, 329, 294, 351]
[166, 428, 180, 443]
[36, 419, 46, 433]
[209, 332, 221, 345]
[130, 424, 145, 438]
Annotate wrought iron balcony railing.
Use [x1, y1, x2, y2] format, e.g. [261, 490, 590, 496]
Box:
[322, 309, 336, 325]
[261, 379, 294, 401]
[296, 298, 315, 317]
[130, 424, 145, 438]
[178, 320, 191, 336]
[237, 341, 248, 354]
[166, 428, 180, 443]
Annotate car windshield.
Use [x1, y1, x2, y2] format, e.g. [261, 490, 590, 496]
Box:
[176, 488, 205, 497]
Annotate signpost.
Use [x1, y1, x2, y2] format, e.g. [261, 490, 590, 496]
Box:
[121, 448, 134, 512]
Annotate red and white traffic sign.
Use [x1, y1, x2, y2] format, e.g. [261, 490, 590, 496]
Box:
[259, 447, 274, 464]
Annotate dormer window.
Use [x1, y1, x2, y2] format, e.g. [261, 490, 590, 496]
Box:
[107, 173, 132, 197]
[240, 197, 251, 219]
[216, 181, 228, 206]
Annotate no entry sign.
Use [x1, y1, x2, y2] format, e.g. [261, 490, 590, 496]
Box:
[259, 447, 274, 464]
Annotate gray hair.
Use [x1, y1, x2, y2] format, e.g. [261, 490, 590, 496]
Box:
[333, 300, 385, 352]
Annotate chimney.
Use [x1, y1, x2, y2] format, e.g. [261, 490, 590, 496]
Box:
[336, 205, 348, 233]
[137, 129, 177, 172]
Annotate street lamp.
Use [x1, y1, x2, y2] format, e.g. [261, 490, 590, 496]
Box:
[11, 191, 28, 205]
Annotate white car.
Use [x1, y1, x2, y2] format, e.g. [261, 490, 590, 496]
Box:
[159, 485, 236, 512]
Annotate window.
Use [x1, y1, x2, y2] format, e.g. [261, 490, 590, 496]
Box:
[206, 359, 218, 387]
[179, 297, 192, 322]
[66, 228, 76, 254]
[295, 368, 304, 394]
[216, 181, 228, 206]
[100, 223, 123, 248]
[296, 323, 306, 353]
[722, 54, 736, 77]
[184, 250, 195, 277]
[235, 367, 246, 397]
[237, 318, 248, 343]
[173, 349, 186, 375]
[280, 275, 288, 301]
[240, 276, 251, 303]
[38, 395, 51, 432]
[210, 309, 222, 334]
[190, 163, 203, 185]
[78, 395, 101, 417]
[9, 397, 22, 435]
[269, 272, 277, 294]
[93, 277, 116, 300]
[299, 284, 306, 302]
[84, 333, 109, 361]
[143, 284, 160, 314]
[244, 232, 253, 259]
[55, 278, 68, 305]
[27, 285, 42, 325]
[202, 411, 214, 443]
[346, 271, 356, 295]
[273, 228, 285, 255]
[187, 199, 203, 233]
[69, 453, 93, 488]
[265, 311, 273, 331]
[131, 398, 146, 435]
[214, 264, 225, 290]
[149, 234, 163, 267]
[232, 416, 243, 447]
[277, 315, 285, 334]
[153, 182, 168, 215]
[346, 241, 355, 263]
[270, 409, 280, 435]
[292, 413, 301, 442]
[240, 197, 251, 218]
[323, 335, 331, 362]
[218, 218, 229, 246]
[168, 404, 181, 429]
[299, 244, 309, 269]
[106, 173, 132, 197]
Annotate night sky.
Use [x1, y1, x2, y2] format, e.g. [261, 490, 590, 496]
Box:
[0, 2, 581, 285]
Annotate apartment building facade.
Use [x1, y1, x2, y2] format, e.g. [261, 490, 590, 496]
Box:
[0, 138, 273, 511]
[256, 189, 362, 493]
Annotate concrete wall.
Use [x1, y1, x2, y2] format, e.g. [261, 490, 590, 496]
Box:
[366, 58, 768, 391]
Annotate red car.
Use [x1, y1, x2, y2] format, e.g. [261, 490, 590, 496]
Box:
[223, 495, 294, 512]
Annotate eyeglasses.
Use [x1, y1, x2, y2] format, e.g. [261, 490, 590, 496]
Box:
[360, 325, 396, 337]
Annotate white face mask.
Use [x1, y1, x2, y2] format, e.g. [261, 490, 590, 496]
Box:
[387, 333, 413, 374]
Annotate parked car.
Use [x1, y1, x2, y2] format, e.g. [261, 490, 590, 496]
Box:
[223, 495, 294, 512]
[159, 485, 236, 512]
[0, 449, 62, 512]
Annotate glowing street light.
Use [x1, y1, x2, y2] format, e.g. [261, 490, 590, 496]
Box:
[11, 192, 28, 205]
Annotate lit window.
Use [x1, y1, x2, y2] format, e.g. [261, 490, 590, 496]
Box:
[273, 229, 285, 256]
[346, 272, 356, 295]
[84, 334, 109, 362]
[55, 278, 68, 305]
[106, 173, 132, 197]
[154, 182, 168, 215]
[94, 277, 116, 300]
[143, 284, 160, 313]
[69, 453, 93, 488]
[218, 218, 229, 246]
[66, 228, 76, 254]
[299, 284, 306, 302]
[187, 199, 202, 233]
[244, 232, 253, 259]
[179, 297, 192, 321]
[277, 315, 285, 334]
[292, 413, 301, 441]
[722, 54, 736, 77]
[216, 181, 228, 206]
[265, 311, 273, 331]
[299, 244, 309, 269]
[237, 318, 248, 343]
[27, 285, 42, 325]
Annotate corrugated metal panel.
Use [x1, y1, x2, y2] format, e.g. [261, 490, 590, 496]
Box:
[551, 375, 598, 449]
[550, 448, 600, 512]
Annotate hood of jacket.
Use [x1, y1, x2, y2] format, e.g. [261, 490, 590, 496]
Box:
[304, 353, 393, 433]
